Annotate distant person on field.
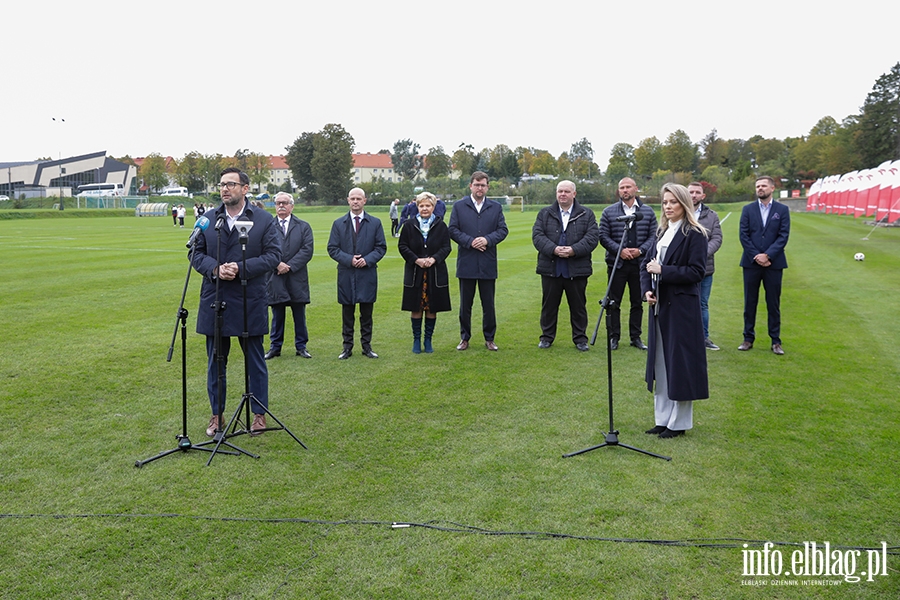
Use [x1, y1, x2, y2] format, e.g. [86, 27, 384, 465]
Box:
[688, 182, 723, 350]
[177, 204, 186, 228]
[738, 175, 790, 355]
[172, 204, 178, 227]
[532, 180, 599, 351]
[398, 192, 452, 353]
[327, 188, 387, 359]
[448, 171, 508, 351]
[399, 197, 418, 230]
[389, 198, 401, 237]
[266, 192, 314, 360]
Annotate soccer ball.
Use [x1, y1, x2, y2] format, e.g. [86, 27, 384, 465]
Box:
[854, 252, 865, 261]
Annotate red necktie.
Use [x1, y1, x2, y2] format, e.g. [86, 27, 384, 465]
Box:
[354, 215, 360, 234]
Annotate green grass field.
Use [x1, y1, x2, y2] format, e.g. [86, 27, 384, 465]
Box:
[0, 206, 898, 599]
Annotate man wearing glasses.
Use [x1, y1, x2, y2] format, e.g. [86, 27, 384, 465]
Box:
[265, 192, 314, 360]
[191, 167, 281, 437]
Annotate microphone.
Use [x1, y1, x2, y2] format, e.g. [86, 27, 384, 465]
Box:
[215, 214, 226, 231]
[235, 220, 254, 240]
[616, 211, 644, 222]
[185, 215, 210, 248]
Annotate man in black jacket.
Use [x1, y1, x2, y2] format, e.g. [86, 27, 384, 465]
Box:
[598, 177, 658, 350]
[532, 180, 600, 351]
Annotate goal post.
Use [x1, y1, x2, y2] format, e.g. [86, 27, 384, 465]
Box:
[489, 196, 525, 212]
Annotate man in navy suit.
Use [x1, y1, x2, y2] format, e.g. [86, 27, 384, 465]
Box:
[738, 175, 791, 355]
[448, 171, 509, 351]
[265, 192, 314, 360]
[191, 167, 282, 437]
[327, 188, 387, 359]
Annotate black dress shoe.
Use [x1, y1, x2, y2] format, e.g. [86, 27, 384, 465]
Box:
[362, 348, 379, 358]
[630, 338, 648, 350]
[609, 338, 619, 350]
[296, 349, 312, 358]
[645, 425, 667, 435]
[659, 428, 685, 438]
[575, 342, 589, 352]
[264, 349, 281, 360]
[338, 349, 352, 360]
[538, 340, 552, 349]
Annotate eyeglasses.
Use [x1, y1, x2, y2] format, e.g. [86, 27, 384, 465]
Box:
[218, 181, 244, 190]
[274, 201, 291, 206]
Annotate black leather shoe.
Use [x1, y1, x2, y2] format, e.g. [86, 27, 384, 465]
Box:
[630, 338, 648, 350]
[362, 348, 379, 359]
[609, 338, 619, 350]
[296, 349, 312, 358]
[575, 342, 589, 352]
[264, 349, 281, 360]
[338, 349, 352, 360]
[538, 340, 552, 349]
[645, 425, 667, 435]
[659, 428, 685, 438]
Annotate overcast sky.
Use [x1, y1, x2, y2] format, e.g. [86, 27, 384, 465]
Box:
[4, 1, 898, 167]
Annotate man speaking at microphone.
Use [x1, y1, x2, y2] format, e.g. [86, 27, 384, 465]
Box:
[191, 167, 281, 437]
[598, 177, 658, 350]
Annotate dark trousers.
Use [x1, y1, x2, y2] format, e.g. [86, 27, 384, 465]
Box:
[540, 275, 589, 345]
[206, 335, 268, 415]
[342, 302, 374, 350]
[269, 302, 308, 352]
[606, 261, 643, 342]
[458, 278, 496, 342]
[742, 267, 783, 344]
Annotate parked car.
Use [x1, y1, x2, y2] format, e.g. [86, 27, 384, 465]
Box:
[0, 195, 9, 202]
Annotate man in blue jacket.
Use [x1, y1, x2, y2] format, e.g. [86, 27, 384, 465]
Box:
[191, 168, 282, 437]
[448, 171, 509, 351]
[738, 175, 790, 355]
[327, 188, 387, 359]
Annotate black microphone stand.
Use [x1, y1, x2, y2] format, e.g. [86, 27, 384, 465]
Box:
[208, 220, 306, 465]
[564, 214, 670, 461]
[135, 230, 239, 467]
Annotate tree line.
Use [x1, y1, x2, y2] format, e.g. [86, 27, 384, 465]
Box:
[123, 62, 898, 204]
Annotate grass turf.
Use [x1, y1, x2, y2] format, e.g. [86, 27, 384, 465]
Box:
[0, 207, 897, 598]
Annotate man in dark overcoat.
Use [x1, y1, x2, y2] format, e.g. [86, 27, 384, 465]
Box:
[265, 192, 314, 359]
[447, 171, 508, 351]
[191, 167, 281, 437]
[327, 187, 387, 359]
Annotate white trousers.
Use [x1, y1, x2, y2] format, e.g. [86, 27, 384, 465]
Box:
[653, 323, 693, 431]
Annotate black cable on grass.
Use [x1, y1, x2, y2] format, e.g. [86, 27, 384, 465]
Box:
[1, 513, 897, 555]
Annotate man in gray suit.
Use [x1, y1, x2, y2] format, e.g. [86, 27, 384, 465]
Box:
[327, 188, 387, 359]
[266, 192, 314, 359]
[448, 171, 509, 351]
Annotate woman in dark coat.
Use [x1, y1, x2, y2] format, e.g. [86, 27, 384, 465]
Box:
[640, 183, 709, 438]
[398, 192, 452, 353]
